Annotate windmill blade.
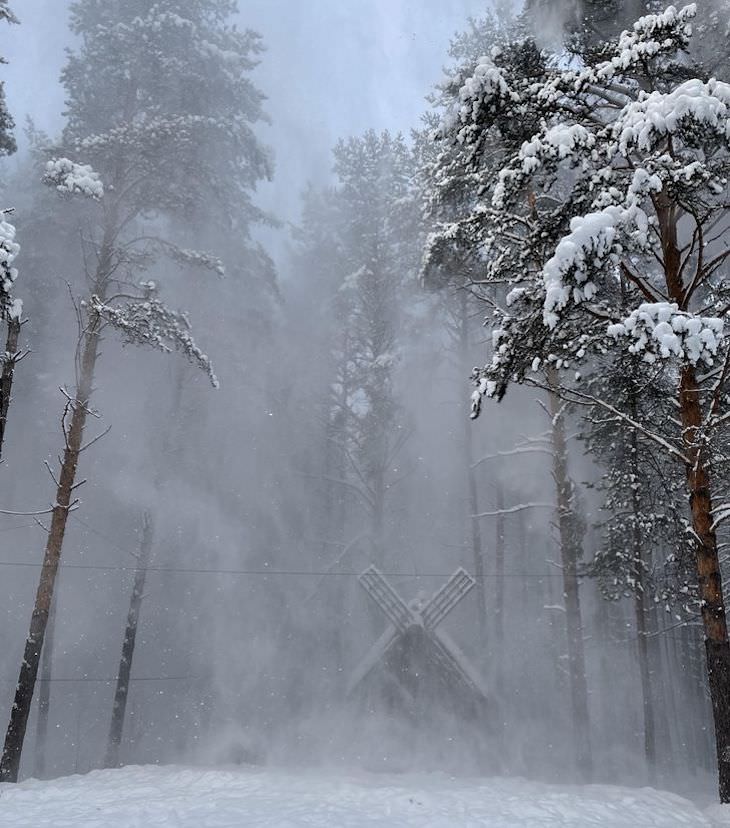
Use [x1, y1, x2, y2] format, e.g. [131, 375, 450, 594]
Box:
[359, 566, 415, 633]
[421, 567, 475, 630]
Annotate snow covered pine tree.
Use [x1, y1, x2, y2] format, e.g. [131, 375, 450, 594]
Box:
[0, 0, 272, 782]
[433, 3, 730, 801]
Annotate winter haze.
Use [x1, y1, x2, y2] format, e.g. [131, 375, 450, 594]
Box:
[0, 1, 730, 826]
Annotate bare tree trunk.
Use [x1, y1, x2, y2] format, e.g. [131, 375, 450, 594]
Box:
[634, 585, 656, 782]
[679, 364, 730, 800]
[105, 511, 154, 769]
[104, 512, 153, 768]
[650, 604, 673, 778]
[465, 422, 487, 641]
[0, 315, 20, 459]
[459, 291, 487, 641]
[546, 368, 593, 779]
[33, 583, 58, 780]
[0, 307, 101, 782]
[627, 419, 656, 782]
[494, 479, 506, 656]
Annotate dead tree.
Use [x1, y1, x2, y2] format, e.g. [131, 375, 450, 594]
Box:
[0, 301, 103, 782]
[105, 511, 154, 768]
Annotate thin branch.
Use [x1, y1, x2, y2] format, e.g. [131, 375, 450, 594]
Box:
[526, 378, 690, 464]
[79, 425, 111, 453]
[474, 502, 554, 518]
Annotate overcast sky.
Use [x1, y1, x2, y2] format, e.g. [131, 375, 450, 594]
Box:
[2, 0, 493, 219]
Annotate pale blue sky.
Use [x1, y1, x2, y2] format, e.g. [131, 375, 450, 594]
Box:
[2, 0, 494, 216]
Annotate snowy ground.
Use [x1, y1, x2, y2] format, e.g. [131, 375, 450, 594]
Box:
[1, 765, 728, 827]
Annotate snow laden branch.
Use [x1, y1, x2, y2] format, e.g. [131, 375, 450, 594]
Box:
[608, 304, 723, 366]
[433, 4, 730, 413]
[89, 295, 218, 388]
[44, 158, 104, 199]
[119, 237, 226, 278]
[473, 502, 554, 518]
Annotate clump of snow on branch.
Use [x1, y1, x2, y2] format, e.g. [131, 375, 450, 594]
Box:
[541, 169, 663, 328]
[441, 51, 519, 142]
[613, 78, 730, 155]
[608, 303, 723, 366]
[90, 295, 218, 387]
[592, 4, 696, 82]
[0, 211, 20, 319]
[541, 209, 617, 327]
[494, 124, 597, 207]
[44, 158, 104, 199]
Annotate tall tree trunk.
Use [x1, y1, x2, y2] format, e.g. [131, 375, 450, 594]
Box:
[659, 196, 730, 799]
[33, 583, 58, 780]
[459, 291, 487, 642]
[634, 584, 656, 782]
[105, 511, 154, 769]
[464, 420, 488, 642]
[650, 604, 674, 777]
[0, 315, 20, 459]
[546, 368, 593, 779]
[0, 306, 102, 782]
[679, 364, 730, 800]
[627, 416, 656, 782]
[494, 479, 506, 657]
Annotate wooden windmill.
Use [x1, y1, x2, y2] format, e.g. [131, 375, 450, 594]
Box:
[348, 566, 489, 723]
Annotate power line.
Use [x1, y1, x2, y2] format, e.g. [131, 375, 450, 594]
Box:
[0, 559, 571, 578]
[0, 675, 198, 684]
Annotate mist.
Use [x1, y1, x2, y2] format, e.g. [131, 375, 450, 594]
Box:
[0, 1, 727, 825]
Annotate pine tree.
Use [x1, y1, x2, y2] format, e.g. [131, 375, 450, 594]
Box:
[0, 0, 272, 782]
[432, 3, 730, 801]
[330, 130, 418, 567]
[423, 12, 594, 775]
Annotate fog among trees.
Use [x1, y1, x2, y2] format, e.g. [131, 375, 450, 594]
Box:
[2, 1, 730, 824]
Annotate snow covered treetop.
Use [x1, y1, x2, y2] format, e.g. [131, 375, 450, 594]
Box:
[429, 3, 730, 410]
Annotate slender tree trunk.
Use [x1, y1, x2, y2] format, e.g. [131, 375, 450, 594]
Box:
[679, 364, 730, 800]
[494, 479, 506, 656]
[34, 584, 58, 780]
[634, 585, 656, 782]
[627, 418, 656, 782]
[0, 315, 20, 459]
[459, 291, 487, 641]
[105, 511, 154, 769]
[546, 368, 593, 779]
[650, 605, 674, 777]
[0, 306, 102, 782]
[465, 422, 487, 642]
[677, 620, 700, 772]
